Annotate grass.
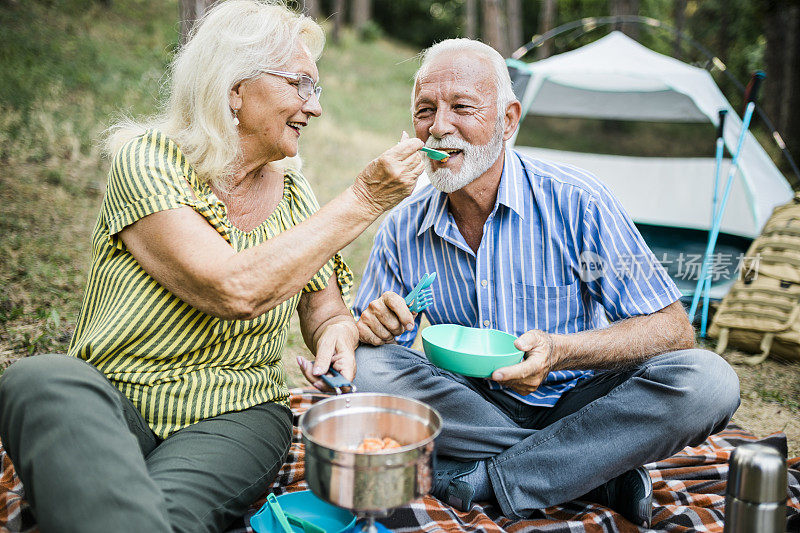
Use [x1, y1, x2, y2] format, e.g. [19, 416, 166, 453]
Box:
[1, 0, 798, 456]
[756, 387, 800, 411]
[0, 0, 179, 362]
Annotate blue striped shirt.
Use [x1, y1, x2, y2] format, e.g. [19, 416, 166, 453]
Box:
[354, 147, 682, 406]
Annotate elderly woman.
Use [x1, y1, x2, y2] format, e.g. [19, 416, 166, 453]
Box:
[0, 1, 424, 532]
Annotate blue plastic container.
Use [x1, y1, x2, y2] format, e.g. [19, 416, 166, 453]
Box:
[250, 490, 357, 533]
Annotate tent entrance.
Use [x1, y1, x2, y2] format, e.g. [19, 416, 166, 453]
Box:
[635, 223, 752, 300]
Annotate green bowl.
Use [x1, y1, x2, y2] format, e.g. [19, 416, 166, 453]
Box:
[421, 324, 523, 378]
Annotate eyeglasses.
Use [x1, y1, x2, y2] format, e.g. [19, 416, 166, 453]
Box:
[259, 69, 322, 101]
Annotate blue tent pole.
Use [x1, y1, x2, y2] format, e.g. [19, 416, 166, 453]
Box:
[689, 71, 766, 321]
[700, 110, 728, 337]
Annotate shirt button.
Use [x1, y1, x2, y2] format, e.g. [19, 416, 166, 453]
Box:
[483, 320, 490, 327]
[481, 279, 488, 287]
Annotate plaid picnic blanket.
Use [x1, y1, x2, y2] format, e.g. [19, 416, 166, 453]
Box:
[2, 390, 799, 533]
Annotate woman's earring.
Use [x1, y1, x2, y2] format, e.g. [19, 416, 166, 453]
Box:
[232, 108, 240, 126]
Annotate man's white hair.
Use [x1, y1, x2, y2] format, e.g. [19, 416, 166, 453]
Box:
[105, 0, 324, 187]
[412, 38, 516, 114]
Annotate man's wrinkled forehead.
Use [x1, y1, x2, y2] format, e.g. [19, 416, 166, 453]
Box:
[414, 52, 496, 102]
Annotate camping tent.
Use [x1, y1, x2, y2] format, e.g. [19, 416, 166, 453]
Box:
[507, 31, 794, 298]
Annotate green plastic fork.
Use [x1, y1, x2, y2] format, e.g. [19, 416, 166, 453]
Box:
[404, 272, 436, 313]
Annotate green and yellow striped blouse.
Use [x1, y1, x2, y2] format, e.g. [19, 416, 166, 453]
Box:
[68, 129, 352, 438]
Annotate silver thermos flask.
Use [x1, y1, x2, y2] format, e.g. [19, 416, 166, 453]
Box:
[724, 443, 788, 533]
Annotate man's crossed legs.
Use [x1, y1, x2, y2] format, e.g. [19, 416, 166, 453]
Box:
[353, 345, 740, 519]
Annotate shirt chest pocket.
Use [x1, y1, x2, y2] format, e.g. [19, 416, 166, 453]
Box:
[511, 279, 583, 333]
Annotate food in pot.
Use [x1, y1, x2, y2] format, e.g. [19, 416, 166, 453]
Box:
[355, 436, 402, 452]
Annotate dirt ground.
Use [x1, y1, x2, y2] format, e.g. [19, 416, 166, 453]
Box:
[720, 350, 800, 456]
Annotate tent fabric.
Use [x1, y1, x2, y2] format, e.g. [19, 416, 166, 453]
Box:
[514, 146, 755, 238]
[529, 82, 709, 122]
[510, 31, 793, 236]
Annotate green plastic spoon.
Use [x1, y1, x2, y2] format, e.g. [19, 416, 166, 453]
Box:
[267, 493, 294, 533]
[420, 147, 450, 161]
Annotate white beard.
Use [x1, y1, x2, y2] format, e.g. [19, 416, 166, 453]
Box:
[425, 116, 505, 194]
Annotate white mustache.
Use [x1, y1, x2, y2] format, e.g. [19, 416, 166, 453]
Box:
[425, 137, 473, 151]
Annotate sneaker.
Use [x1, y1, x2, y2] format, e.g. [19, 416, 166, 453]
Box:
[431, 457, 479, 511]
[582, 466, 653, 527]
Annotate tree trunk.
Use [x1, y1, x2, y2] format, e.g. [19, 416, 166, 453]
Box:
[609, 0, 640, 40]
[331, 0, 346, 43]
[497, 1, 510, 56]
[762, 0, 800, 177]
[482, 0, 504, 55]
[465, 0, 478, 39]
[717, 1, 732, 67]
[672, 0, 687, 59]
[506, 0, 523, 56]
[763, 0, 788, 134]
[180, 0, 213, 45]
[303, 0, 321, 19]
[784, 5, 800, 168]
[537, 0, 557, 59]
[352, 0, 371, 32]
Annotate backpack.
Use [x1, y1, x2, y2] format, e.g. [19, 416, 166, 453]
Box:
[708, 192, 800, 365]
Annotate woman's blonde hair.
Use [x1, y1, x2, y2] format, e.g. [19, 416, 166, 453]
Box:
[105, 0, 324, 187]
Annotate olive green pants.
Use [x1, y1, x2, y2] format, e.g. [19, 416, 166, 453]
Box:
[0, 354, 292, 533]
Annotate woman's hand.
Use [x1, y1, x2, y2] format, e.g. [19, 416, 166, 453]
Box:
[297, 320, 358, 392]
[352, 132, 425, 216]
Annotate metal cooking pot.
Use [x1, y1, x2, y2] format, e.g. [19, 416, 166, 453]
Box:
[299, 392, 442, 513]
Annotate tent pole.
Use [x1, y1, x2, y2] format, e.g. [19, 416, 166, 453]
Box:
[700, 110, 728, 337]
[689, 72, 765, 323]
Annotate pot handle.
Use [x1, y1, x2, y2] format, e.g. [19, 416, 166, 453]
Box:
[321, 368, 357, 395]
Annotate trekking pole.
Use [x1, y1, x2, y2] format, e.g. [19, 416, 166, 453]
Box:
[700, 109, 728, 337]
[689, 71, 765, 322]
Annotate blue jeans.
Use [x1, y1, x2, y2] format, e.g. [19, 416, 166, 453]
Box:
[353, 345, 740, 518]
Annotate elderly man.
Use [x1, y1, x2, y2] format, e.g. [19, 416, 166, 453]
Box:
[351, 38, 740, 527]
